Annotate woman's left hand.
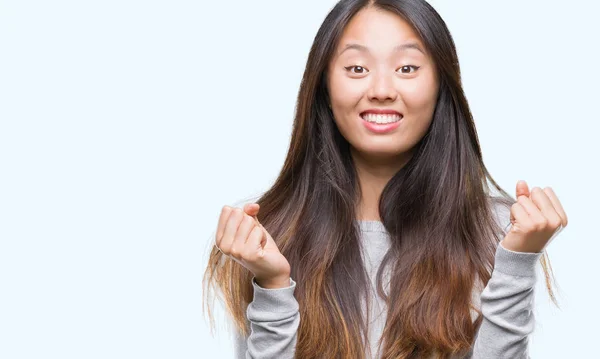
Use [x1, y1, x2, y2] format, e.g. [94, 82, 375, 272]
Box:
[500, 180, 568, 253]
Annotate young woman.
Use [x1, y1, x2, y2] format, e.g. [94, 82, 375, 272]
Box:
[203, 1, 568, 358]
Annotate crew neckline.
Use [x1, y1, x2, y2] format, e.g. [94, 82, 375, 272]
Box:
[356, 220, 387, 233]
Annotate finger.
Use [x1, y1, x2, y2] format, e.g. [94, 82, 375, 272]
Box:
[530, 187, 562, 230]
[249, 222, 267, 248]
[244, 203, 262, 227]
[219, 208, 244, 253]
[517, 195, 540, 217]
[243, 203, 260, 217]
[244, 225, 266, 260]
[515, 196, 544, 228]
[240, 203, 266, 244]
[510, 201, 531, 230]
[518, 194, 553, 232]
[230, 215, 257, 258]
[543, 187, 568, 227]
[516, 180, 530, 199]
[216, 206, 233, 247]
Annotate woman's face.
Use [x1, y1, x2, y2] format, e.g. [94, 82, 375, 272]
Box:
[327, 7, 439, 162]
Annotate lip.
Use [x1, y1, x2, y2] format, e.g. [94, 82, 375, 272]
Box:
[360, 114, 403, 134]
[359, 108, 403, 117]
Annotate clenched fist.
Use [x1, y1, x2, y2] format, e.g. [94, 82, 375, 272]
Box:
[215, 203, 292, 289]
[500, 180, 568, 253]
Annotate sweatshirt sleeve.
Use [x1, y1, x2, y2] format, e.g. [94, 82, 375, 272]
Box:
[232, 276, 300, 359]
[469, 241, 543, 359]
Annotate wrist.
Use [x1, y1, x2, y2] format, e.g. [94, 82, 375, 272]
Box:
[500, 238, 542, 254]
[255, 274, 291, 289]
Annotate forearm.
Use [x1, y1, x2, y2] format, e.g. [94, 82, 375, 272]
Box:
[469, 243, 542, 359]
[233, 276, 300, 359]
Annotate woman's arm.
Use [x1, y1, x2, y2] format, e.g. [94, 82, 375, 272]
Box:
[232, 276, 300, 359]
[469, 236, 543, 359]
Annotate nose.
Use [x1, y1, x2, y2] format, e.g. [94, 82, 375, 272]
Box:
[367, 71, 398, 103]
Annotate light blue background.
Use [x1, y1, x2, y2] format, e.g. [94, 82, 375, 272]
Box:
[1, 0, 598, 358]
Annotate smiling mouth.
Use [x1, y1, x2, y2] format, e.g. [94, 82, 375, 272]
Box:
[360, 113, 403, 124]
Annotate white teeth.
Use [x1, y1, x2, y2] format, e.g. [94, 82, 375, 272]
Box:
[361, 113, 402, 124]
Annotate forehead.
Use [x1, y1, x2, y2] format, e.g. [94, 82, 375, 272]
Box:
[334, 7, 427, 57]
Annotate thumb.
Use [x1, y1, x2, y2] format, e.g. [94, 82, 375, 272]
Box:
[516, 180, 530, 199]
[243, 203, 260, 217]
[243, 203, 268, 242]
[243, 203, 263, 227]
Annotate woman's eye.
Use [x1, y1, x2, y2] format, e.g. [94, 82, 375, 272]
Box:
[344, 65, 368, 74]
[397, 65, 420, 74]
[344, 65, 420, 75]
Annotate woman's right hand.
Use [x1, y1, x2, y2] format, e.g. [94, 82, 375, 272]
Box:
[215, 203, 291, 289]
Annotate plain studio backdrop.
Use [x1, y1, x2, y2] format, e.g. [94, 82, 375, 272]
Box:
[0, 0, 598, 358]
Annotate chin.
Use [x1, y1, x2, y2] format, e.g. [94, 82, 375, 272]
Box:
[354, 143, 405, 158]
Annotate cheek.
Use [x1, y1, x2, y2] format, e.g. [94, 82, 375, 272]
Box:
[402, 83, 438, 117]
[329, 77, 364, 109]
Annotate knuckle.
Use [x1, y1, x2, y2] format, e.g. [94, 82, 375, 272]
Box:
[536, 218, 549, 230]
[220, 245, 231, 255]
[231, 245, 247, 260]
[228, 208, 242, 221]
[549, 217, 562, 229]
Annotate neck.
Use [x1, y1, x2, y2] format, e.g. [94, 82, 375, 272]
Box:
[351, 147, 413, 222]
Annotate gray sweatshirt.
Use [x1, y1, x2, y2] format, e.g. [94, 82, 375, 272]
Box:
[231, 206, 543, 358]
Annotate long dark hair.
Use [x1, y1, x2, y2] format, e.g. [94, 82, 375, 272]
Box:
[203, 0, 558, 358]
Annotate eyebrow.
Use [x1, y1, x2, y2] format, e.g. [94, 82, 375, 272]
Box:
[337, 42, 426, 56]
